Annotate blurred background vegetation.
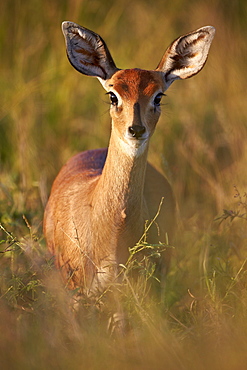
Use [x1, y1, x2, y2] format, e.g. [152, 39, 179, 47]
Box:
[0, 0, 247, 369]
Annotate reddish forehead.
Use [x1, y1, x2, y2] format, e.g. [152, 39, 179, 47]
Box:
[109, 69, 163, 98]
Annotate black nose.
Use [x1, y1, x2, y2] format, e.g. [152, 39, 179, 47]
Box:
[128, 125, 146, 139]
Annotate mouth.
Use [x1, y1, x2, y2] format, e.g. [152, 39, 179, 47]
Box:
[126, 135, 149, 148]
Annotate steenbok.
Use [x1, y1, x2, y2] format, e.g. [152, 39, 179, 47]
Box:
[44, 22, 215, 297]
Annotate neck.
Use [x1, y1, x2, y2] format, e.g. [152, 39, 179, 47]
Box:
[91, 130, 149, 261]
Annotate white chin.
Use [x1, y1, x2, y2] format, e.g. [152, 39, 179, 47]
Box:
[120, 137, 148, 158]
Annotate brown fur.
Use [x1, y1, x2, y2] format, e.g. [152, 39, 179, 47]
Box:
[44, 22, 215, 296]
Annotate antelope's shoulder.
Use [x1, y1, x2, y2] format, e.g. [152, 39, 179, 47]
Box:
[53, 148, 107, 187]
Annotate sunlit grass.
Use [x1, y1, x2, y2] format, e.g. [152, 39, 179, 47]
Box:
[1, 0, 247, 368]
[1, 175, 247, 369]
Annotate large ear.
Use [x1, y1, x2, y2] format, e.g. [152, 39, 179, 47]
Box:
[156, 26, 215, 88]
[61, 21, 119, 81]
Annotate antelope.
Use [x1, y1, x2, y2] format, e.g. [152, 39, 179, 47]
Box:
[44, 22, 215, 297]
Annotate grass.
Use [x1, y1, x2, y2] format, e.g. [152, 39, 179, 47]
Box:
[1, 0, 247, 368]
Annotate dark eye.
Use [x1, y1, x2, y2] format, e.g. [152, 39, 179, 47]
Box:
[154, 93, 164, 106]
[108, 92, 118, 106]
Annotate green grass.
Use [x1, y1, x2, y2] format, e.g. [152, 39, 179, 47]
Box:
[1, 0, 247, 368]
